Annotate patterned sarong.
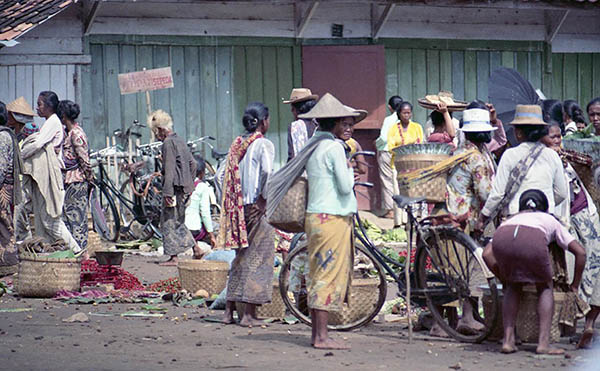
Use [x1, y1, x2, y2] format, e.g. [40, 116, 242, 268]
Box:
[226, 203, 275, 304]
[161, 187, 196, 256]
[305, 213, 353, 312]
[63, 181, 89, 250]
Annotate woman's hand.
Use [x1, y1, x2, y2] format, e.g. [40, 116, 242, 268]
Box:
[569, 283, 579, 294]
[486, 103, 498, 124]
[164, 196, 176, 208]
[436, 102, 448, 113]
[208, 232, 217, 247]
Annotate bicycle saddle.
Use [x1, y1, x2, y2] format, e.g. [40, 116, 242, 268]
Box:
[212, 149, 228, 160]
[393, 195, 426, 209]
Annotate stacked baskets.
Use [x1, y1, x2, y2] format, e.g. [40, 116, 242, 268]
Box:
[329, 278, 380, 325]
[393, 143, 453, 203]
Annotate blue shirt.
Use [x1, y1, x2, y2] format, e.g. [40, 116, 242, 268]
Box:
[305, 131, 356, 216]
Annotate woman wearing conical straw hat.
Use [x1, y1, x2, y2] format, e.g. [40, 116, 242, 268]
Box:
[297, 93, 367, 350]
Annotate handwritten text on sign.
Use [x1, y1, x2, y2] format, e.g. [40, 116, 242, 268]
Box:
[118, 67, 174, 95]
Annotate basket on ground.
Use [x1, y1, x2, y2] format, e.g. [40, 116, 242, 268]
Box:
[329, 278, 380, 325]
[394, 144, 452, 203]
[236, 282, 286, 319]
[17, 253, 81, 298]
[516, 286, 565, 343]
[177, 259, 229, 296]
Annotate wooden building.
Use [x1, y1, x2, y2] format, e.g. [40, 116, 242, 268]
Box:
[2, 0, 599, 209]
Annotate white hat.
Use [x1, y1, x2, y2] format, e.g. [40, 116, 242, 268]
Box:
[461, 108, 497, 132]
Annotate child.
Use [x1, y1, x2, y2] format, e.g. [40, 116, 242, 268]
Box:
[185, 156, 216, 258]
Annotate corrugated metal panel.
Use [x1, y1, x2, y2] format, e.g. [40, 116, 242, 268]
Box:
[550, 52, 600, 108]
[84, 41, 300, 168]
[386, 46, 545, 126]
[0, 63, 80, 127]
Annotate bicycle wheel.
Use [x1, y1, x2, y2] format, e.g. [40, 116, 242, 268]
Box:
[279, 239, 387, 331]
[415, 226, 499, 343]
[92, 185, 120, 242]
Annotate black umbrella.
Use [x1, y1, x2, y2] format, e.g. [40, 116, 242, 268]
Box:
[488, 67, 541, 146]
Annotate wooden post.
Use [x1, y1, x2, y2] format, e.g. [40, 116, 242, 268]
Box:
[405, 219, 413, 344]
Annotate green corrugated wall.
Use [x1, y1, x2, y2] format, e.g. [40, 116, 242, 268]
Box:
[82, 36, 301, 168]
[83, 36, 599, 169]
[551, 53, 600, 109]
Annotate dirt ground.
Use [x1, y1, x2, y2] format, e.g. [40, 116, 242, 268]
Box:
[0, 254, 597, 371]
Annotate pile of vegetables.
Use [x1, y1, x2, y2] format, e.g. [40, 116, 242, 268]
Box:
[565, 124, 600, 140]
[359, 219, 408, 243]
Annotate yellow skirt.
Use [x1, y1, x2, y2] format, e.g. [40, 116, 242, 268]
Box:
[305, 213, 353, 312]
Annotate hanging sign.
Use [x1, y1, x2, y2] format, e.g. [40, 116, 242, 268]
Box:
[118, 67, 173, 95]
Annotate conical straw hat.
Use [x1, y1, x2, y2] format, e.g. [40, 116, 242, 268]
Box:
[6, 96, 35, 117]
[298, 93, 367, 123]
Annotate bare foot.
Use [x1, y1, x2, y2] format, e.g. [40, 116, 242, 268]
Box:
[536, 347, 565, 355]
[383, 211, 394, 219]
[456, 318, 485, 335]
[577, 329, 594, 349]
[501, 344, 518, 354]
[239, 316, 265, 327]
[313, 337, 350, 350]
[222, 311, 235, 325]
[429, 323, 450, 338]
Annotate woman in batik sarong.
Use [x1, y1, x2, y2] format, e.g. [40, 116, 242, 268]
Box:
[542, 121, 600, 349]
[298, 93, 366, 349]
[220, 102, 275, 327]
[58, 100, 94, 254]
[149, 109, 197, 266]
[0, 101, 22, 276]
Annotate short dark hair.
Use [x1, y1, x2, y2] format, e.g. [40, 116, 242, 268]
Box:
[519, 189, 549, 213]
[242, 102, 269, 132]
[396, 101, 413, 115]
[465, 131, 492, 144]
[317, 117, 338, 132]
[542, 99, 564, 126]
[38, 91, 59, 113]
[587, 97, 600, 114]
[514, 124, 549, 142]
[57, 100, 80, 121]
[430, 110, 452, 127]
[466, 100, 488, 111]
[194, 154, 206, 176]
[0, 101, 7, 126]
[292, 99, 317, 115]
[388, 96, 403, 111]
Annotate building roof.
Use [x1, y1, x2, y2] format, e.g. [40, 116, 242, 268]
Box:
[0, 0, 75, 44]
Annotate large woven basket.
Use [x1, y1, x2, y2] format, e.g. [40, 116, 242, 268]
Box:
[236, 282, 286, 319]
[515, 286, 565, 343]
[329, 278, 380, 325]
[17, 254, 81, 298]
[177, 259, 229, 296]
[267, 177, 307, 233]
[395, 153, 449, 203]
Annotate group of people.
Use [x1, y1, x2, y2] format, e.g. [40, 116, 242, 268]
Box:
[0, 92, 94, 274]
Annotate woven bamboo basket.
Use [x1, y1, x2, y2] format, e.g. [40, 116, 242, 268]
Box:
[395, 153, 450, 203]
[177, 259, 229, 296]
[329, 278, 380, 325]
[236, 282, 286, 319]
[515, 287, 565, 343]
[0, 264, 18, 277]
[17, 254, 81, 298]
[87, 216, 105, 257]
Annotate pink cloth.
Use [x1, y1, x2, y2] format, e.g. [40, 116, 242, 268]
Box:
[427, 132, 456, 150]
[486, 119, 507, 152]
[500, 211, 575, 250]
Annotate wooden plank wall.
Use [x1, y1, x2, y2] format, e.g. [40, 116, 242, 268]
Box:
[0, 64, 80, 127]
[83, 41, 300, 168]
[550, 53, 600, 109]
[385, 45, 544, 127]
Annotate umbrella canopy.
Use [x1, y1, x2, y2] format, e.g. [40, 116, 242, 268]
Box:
[488, 67, 540, 146]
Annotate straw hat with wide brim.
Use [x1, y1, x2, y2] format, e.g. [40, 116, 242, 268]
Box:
[298, 93, 367, 123]
[282, 88, 319, 104]
[510, 104, 547, 125]
[6, 96, 35, 117]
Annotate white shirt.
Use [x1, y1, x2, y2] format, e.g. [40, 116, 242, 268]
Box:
[482, 142, 568, 217]
[20, 113, 64, 160]
[375, 113, 399, 151]
[239, 137, 275, 205]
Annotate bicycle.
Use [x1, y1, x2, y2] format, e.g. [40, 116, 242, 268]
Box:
[187, 135, 228, 209]
[90, 146, 162, 242]
[278, 153, 500, 343]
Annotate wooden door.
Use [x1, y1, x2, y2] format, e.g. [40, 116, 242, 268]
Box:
[302, 45, 386, 211]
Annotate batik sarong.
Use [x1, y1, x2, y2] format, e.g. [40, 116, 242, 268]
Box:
[63, 181, 89, 250]
[305, 213, 353, 312]
[226, 203, 275, 304]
